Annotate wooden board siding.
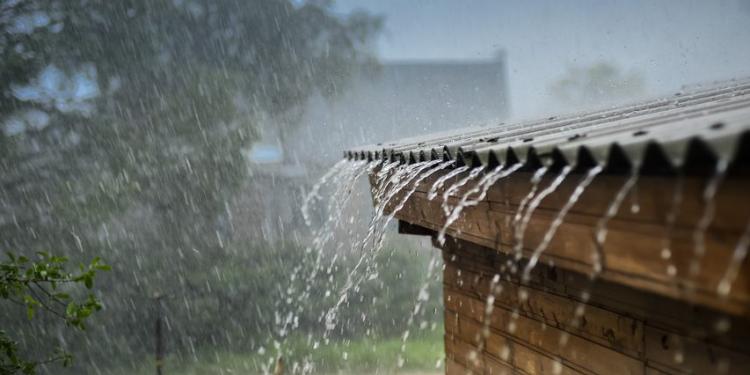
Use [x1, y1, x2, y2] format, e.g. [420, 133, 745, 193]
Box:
[378, 169, 750, 316]
[440, 237, 750, 375]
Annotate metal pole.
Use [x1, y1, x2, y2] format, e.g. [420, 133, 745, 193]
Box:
[155, 293, 164, 375]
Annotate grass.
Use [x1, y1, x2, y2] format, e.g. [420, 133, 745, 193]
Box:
[110, 331, 444, 375]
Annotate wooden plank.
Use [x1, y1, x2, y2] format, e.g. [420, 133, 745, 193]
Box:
[643, 325, 750, 375]
[441, 238, 750, 355]
[445, 290, 644, 375]
[389, 190, 750, 316]
[443, 262, 645, 357]
[446, 357, 475, 375]
[405, 170, 750, 233]
[484, 355, 515, 375]
[446, 308, 585, 375]
[445, 332, 486, 374]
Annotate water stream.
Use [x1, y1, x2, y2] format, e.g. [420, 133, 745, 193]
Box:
[718, 218, 750, 297]
[690, 158, 730, 278]
[512, 166, 573, 268]
[427, 165, 469, 200]
[662, 175, 685, 278]
[591, 167, 640, 277]
[437, 163, 523, 245]
[301, 159, 349, 227]
[295, 155, 741, 373]
[522, 165, 603, 282]
[556, 166, 640, 349]
[323, 160, 451, 338]
[440, 166, 485, 216]
[512, 167, 549, 260]
[397, 252, 441, 368]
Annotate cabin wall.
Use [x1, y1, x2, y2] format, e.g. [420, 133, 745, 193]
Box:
[438, 236, 750, 375]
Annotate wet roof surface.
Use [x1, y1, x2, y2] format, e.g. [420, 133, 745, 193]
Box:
[345, 80, 750, 174]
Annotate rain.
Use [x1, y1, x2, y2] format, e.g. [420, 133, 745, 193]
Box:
[2, 1, 750, 375]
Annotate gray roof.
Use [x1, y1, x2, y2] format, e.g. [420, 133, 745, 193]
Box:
[345, 80, 750, 174]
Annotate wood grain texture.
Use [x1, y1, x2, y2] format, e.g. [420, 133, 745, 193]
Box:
[373, 167, 750, 316]
[440, 237, 750, 375]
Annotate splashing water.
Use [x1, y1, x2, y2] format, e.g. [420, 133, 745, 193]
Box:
[690, 158, 730, 277]
[274, 160, 370, 340]
[591, 167, 640, 277]
[437, 163, 523, 245]
[440, 166, 484, 216]
[369, 160, 454, 254]
[498, 165, 573, 346]
[522, 165, 603, 282]
[473, 273, 503, 367]
[397, 252, 441, 368]
[323, 160, 451, 337]
[512, 167, 549, 259]
[301, 159, 349, 226]
[513, 166, 572, 266]
[717, 219, 750, 297]
[557, 165, 639, 349]
[427, 165, 468, 200]
[298, 161, 373, 298]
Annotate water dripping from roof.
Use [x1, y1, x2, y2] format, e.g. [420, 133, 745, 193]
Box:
[397, 252, 440, 368]
[473, 273, 503, 368]
[437, 163, 523, 245]
[557, 164, 640, 351]
[513, 166, 573, 269]
[592, 167, 641, 277]
[661, 175, 685, 279]
[427, 165, 468, 200]
[323, 160, 447, 337]
[690, 158, 730, 278]
[512, 167, 549, 261]
[717, 219, 750, 297]
[301, 159, 348, 227]
[522, 164, 603, 283]
[440, 166, 485, 216]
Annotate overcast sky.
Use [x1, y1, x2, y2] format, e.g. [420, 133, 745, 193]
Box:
[335, 0, 750, 119]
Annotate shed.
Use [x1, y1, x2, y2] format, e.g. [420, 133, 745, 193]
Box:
[345, 81, 750, 374]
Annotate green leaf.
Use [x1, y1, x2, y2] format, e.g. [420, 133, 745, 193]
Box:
[55, 292, 71, 300]
[95, 264, 112, 271]
[66, 302, 76, 317]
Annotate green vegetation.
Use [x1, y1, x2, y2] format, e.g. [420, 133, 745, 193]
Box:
[1, 1, 383, 372]
[111, 331, 444, 375]
[0, 2, 446, 374]
[1, 253, 109, 374]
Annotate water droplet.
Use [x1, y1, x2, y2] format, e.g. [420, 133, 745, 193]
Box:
[552, 360, 563, 374]
[673, 351, 684, 364]
[661, 248, 671, 259]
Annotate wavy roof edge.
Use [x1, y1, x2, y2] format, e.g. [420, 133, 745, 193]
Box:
[344, 80, 750, 174]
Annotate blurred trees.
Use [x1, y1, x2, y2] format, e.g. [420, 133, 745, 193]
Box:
[550, 62, 645, 108]
[1, 0, 386, 372]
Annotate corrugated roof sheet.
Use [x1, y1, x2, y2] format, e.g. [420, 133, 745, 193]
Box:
[344, 80, 750, 174]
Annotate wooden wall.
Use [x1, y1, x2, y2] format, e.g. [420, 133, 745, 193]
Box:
[381, 170, 750, 316]
[439, 237, 750, 375]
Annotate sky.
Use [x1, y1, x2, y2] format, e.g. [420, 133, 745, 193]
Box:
[334, 0, 750, 119]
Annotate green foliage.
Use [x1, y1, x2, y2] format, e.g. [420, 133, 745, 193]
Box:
[0, 252, 109, 374]
[1, 1, 383, 373]
[108, 331, 444, 375]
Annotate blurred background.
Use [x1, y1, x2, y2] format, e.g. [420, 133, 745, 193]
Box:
[1, 0, 749, 374]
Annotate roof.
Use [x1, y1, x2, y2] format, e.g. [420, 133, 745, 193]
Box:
[344, 80, 750, 175]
